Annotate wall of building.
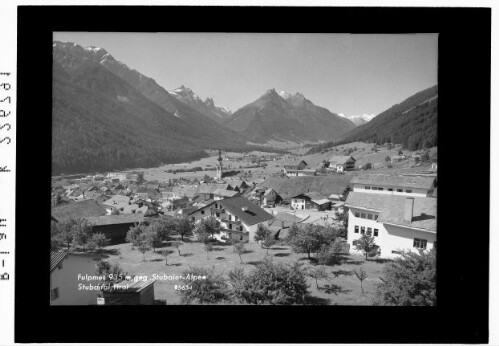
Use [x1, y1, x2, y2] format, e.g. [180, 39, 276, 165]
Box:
[347, 207, 436, 258]
[50, 253, 100, 306]
[291, 198, 306, 210]
[352, 184, 430, 197]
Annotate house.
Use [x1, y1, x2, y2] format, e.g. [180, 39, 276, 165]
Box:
[262, 188, 279, 207]
[286, 169, 317, 177]
[188, 196, 274, 243]
[224, 179, 249, 192]
[328, 156, 356, 172]
[50, 251, 101, 305]
[345, 192, 436, 258]
[52, 199, 108, 223]
[106, 172, 130, 181]
[390, 155, 406, 163]
[84, 214, 146, 243]
[290, 192, 331, 211]
[350, 174, 436, 197]
[431, 162, 438, 171]
[196, 183, 233, 201]
[101, 279, 156, 305]
[282, 160, 308, 177]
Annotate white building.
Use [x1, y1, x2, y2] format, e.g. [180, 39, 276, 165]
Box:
[50, 251, 101, 305]
[350, 174, 436, 198]
[188, 196, 274, 243]
[345, 192, 436, 258]
[328, 156, 356, 172]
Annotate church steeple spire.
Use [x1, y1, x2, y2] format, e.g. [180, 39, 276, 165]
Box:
[216, 150, 223, 180]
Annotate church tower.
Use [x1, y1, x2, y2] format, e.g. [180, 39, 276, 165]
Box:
[216, 150, 223, 180]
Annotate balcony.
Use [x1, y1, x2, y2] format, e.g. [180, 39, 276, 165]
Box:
[221, 219, 241, 225]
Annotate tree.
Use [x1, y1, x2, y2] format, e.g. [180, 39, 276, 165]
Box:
[162, 249, 174, 266]
[176, 218, 194, 241]
[171, 241, 183, 256]
[204, 242, 213, 260]
[137, 235, 151, 261]
[136, 171, 145, 185]
[196, 217, 220, 240]
[87, 232, 110, 254]
[306, 265, 328, 289]
[233, 241, 246, 263]
[339, 186, 351, 202]
[95, 260, 128, 284]
[375, 248, 436, 306]
[261, 235, 276, 254]
[385, 156, 391, 163]
[421, 150, 430, 163]
[178, 266, 228, 305]
[398, 149, 404, 156]
[353, 267, 368, 294]
[235, 257, 310, 305]
[334, 207, 348, 237]
[144, 227, 162, 252]
[287, 223, 338, 260]
[362, 162, 372, 170]
[354, 234, 377, 260]
[254, 224, 270, 243]
[126, 223, 146, 247]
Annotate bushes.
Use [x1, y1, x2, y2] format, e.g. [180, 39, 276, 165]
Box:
[178, 257, 311, 305]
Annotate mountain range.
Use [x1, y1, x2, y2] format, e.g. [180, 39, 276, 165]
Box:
[225, 88, 356, 144]
[338, 113, 376, 126]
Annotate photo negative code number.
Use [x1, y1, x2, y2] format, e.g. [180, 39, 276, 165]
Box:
[0, 73, 12, 146]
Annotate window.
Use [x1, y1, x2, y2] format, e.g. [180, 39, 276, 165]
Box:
[365, 186, 371, 190]
[378, 187, 384, 191]
[58, 262, 63, 270]
[355, 212, 360, 218]
[361, 213, 366, 219]
[367, 227, 372, 235]
[361, 226, 365, 235]
[397, 189, 403, 192]
[239, 226, 243, 232]
[215, 203, 218, 208]
[374, 214, 378, 220]
[367, 214, 373, 220]
[354, 226, 359, 233]
[413, 238, 428, 249]
[216, 213, 220, 218]
[388, 188, 393, 192]
[50, 287, 59, 301]
[374, 229, 378, 237]
[228, 223, 232, 230]
[201, 210, 205, 215]
[406, 189, 412, 193]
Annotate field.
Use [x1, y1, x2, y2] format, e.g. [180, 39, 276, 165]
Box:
[102, 235, 388, 305]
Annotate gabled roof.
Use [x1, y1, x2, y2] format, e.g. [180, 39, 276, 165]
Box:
[328, 156, 355, 165]
[197, 183, 231, 194]
[219, 197, 274, 226]
[189, 197, 273, 226]
[345, 192, 437, 232]
[351, 174, 436, 190]
[50, 250, 68, 272]
[52, 199, 108, 223]
[292, 191, 330, 205]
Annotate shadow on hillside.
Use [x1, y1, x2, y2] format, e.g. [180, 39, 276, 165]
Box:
[149, 258, 163, 262]
[304, 295, 330, 305]
[323, 283, 352, 295]
[215, 256, 226, 260]
[101, 248, 121, 256]
[346, 259, 365, 265]
[274, 253, 291, 257]
[331, 269, 353, 278]
[272, 247, 289, 251]
[247, 260, 263, 266]
[181, 253, 193, 257]
[372, 258, 392, 264]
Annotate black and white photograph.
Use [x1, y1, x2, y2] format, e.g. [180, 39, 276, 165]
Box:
[50, 32, 439, 306]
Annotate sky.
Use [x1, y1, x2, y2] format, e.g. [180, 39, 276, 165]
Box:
[54, 32, 438, 116]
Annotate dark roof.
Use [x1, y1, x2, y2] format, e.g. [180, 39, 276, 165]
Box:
[328, 156, 355, 165]
[261, 175, 352, 201]
[50, 250, 68, 272]
[345, 192, 437, 232]
[282, 160, 308, 168]
[219, 197, 274, 226]
[52, 199, 108, 223]
[84, 214, 145, 226]
[351, 174, 436, 190]
[291, 191, 330, 205]
[213, 189, 239, 198]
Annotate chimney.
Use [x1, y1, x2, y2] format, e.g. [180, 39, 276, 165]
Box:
[404, 197, 414, 222]
[241, 207, 248, 212]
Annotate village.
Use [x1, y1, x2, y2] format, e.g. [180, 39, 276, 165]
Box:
[50, 142, 437, 305]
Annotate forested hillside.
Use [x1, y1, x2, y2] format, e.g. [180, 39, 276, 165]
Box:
[307, 85, 438, 154]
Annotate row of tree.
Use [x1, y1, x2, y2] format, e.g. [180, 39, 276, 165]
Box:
[51, 219, 110, 252]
